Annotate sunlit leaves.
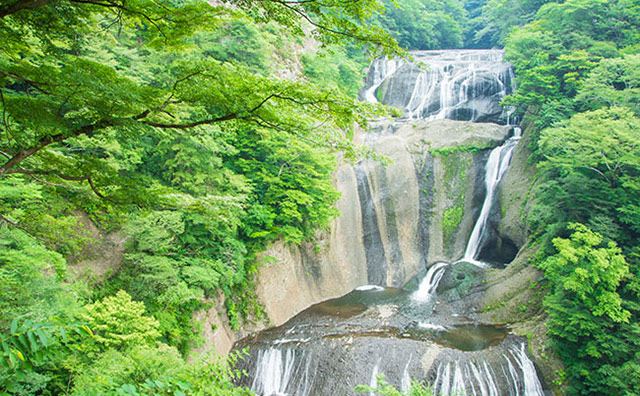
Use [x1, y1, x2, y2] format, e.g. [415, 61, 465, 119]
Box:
[81, 290, 161, 351]
[576, 54, 640, 114]
[542, 223, 630, 322]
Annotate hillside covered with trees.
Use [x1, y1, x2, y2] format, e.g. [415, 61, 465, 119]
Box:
[1, 0, 640, 395]
[0, 1, 403, 394]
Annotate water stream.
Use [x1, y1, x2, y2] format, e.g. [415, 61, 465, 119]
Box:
[232, 51, 545, 396]
[362, 50, 515, 124]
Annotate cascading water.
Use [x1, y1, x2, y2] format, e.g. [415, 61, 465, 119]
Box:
[462, 131, 520, 266]
[233, 52, 546, 395]
[361, 50, 515, 124]
[363, 58, 403, 103]
[412, 262, 447, 302]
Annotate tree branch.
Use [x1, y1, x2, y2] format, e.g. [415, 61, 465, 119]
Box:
[5, 168, 88, 181]
[142, 113, 239, 129]
[0, 120, 110, 176]
[0, 89, 283, 175]
[6, 167, 122, 203]
[0, 70, 53, 95]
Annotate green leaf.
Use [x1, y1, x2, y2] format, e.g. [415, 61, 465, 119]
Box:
[10, 320, 18, 334]
[59, 326, 68, 342]
[27, 331, 39, 352]
[16, 334, 29, 352]
[35, 328, 50, 347]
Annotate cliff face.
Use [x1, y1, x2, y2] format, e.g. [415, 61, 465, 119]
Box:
[201, 119, 511, 355]
[195, 119, 563, 395]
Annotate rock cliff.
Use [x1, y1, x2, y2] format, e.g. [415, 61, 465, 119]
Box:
[201, 119, 512, 355]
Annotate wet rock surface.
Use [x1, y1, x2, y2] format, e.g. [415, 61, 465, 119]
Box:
[234, 282, 544, 396]
[361, 50, 515, 124]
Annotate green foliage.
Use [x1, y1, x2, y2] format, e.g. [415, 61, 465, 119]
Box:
[227, 128, 341, 244]
[429, 143, 492, 156]
[0, 0, 400, 207]
[576, 54, 640, 115]
[0, 227, 76, 327]
[72, 346, 253, 396]
[81, 291, 161, 351]
[503, 0, 640, 132]
[536, 224, 640, 395]
[302, 46, 369, 97]
[0, 320, 92, 396]
[474, 0, 551, 48]
[442, 205, 464, 241]
[375, 0, 468, 50]
[530, 107, 640, 248]
[541, 224, 630, 323]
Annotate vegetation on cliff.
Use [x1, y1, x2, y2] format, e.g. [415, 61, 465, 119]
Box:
[2, 0, 639, 394]
[0, 0, 404, 393]
[492, 0, 640, 393]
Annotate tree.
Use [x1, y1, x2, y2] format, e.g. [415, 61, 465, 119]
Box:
[533, 107, 640, 247]
[503, 0, 640, 131]
[542, 223, 630, 323]
[0, 0, 401, 207]
[474, 0, 550, 48]
[374, 0, 468, 50]
[81, 290, 161, 351]
[538, 224, 640, 395]
[576, 54, 640, 115]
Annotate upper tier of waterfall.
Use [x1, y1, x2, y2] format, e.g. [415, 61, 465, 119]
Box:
[361, 49, 515, 124]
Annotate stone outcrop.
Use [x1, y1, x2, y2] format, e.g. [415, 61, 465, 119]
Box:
[202, 119, 511, 355]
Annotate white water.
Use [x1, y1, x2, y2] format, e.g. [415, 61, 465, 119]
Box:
[412, 262, 448, 302]
[355, 285, 385, 292]
[364, 58, 402, 103]
[431, 344, 542, 396]
[462, 133, 520, 265]
[363, 50, 514, 123]
[401, 355, 412, 392]
[512, 344, 545, 396]
[251, 348, 311, 396]
[251, 348, 295, 396]
[369, 358, 382, 396]
[418, 322, 447, 331]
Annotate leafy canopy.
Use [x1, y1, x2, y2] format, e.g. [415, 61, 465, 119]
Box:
[0, 0, 402, 206]
[81, 290, 161, 351]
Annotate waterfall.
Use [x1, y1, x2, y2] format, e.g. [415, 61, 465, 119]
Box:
[462, 134, 520, 265]
[354, 165, 388, 285]
[412, 130, 520, 299]
[369, 358, 382, 396]
[234, 50, 548, 396]
[401, 355, 412, 392]
[412, 262, 448, 302]
[431, 344, 543, 396]
[361, 50, 514, 124]
[250, 347, 312, 396]
[251, 348, 295, 395]
[364, 58, 402, 103]
[512, 344, 545, 396]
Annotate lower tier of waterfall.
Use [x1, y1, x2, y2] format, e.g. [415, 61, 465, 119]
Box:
[234, 284, 545, 396]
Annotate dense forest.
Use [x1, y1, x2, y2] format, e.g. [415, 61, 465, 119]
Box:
[1, 0, 639, 395]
